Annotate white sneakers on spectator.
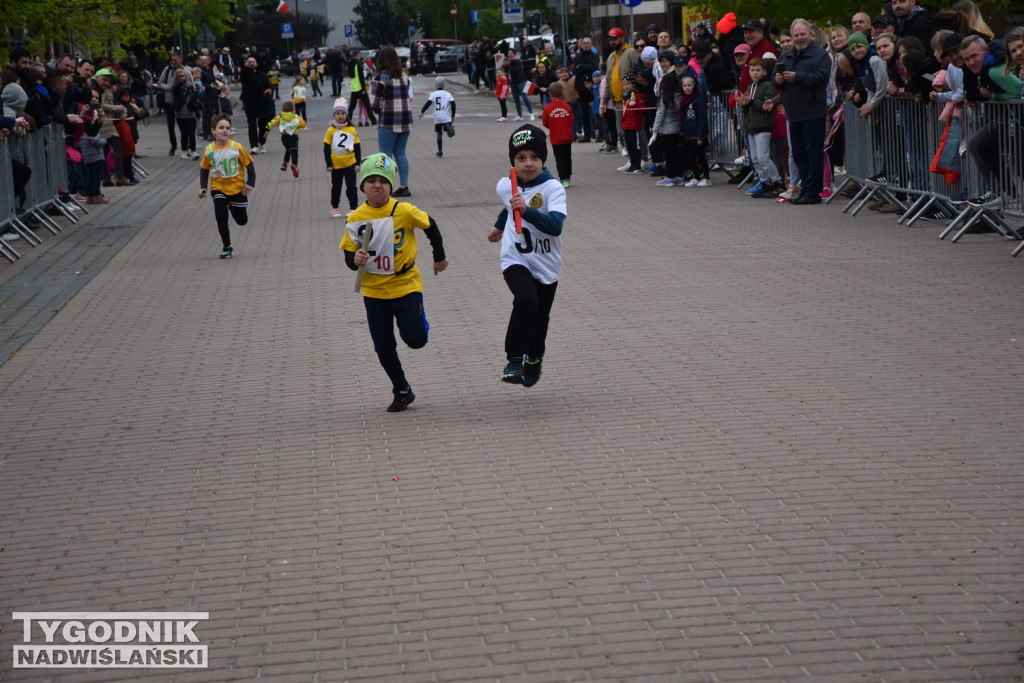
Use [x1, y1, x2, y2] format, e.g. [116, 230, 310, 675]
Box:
[616, 162, 632, 172]
[181, 151, 189, 159]
[696, 179, 713, 187]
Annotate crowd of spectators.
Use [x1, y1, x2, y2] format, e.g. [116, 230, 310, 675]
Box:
[465, 3, 1022, 214]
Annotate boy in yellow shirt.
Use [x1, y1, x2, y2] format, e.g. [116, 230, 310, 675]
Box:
[267, 100, 306, 177]
[323, 97, 360, 218]
[268, 67, 281, 99]
[198, 114, 255, 259]
[339, 153, 448, 412]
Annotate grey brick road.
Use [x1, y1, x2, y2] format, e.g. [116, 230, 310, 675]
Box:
[1, 74, 1022, 682]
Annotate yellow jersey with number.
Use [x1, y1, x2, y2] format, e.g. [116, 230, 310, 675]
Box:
[339, 199, 432, 299]
[200, 140, 252, 195]
[323, 124, 359, 169]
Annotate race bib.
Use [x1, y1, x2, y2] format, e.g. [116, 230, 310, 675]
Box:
[207, 145, 240, 179]
[331, 129, 355, 155]
[348, 216, 396, 275]
[279, 118, 301, 134]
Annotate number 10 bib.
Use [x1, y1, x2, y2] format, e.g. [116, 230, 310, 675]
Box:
[349, 217, 396, 275]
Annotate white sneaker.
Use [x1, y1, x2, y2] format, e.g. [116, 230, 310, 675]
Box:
[529, 114, 535, 121]
[684, 178, 699, 187]
[191, 151, 200, 160]
[834, 166, 846, 175]
[497, 117, 507, 121]
[617, 162, 632, 172]
[696, 179, 713, 187]
[640, 160, 651, 170]
[620, 148, 628, 156]
[181, 151, 189, 159]
[513, 116, 523, 121]
[733, 155, 747, 164]
[330, 208, 342, 218]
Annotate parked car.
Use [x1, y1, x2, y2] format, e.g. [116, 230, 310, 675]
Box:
[435, 44, 468, 73]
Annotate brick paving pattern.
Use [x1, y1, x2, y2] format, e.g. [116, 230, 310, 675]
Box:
[1, 75, 1022, 682]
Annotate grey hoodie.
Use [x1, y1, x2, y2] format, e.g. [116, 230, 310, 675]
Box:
[2, 82, 28, 117]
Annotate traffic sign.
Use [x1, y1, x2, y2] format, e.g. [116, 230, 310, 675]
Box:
[281, 22, 294, 39]
[450, 3, 457, 17]
[501, 0, 522, 24]
[619, 0, 642, 6]
[344, 24, 353, 37]
[470, 9, 483, 23]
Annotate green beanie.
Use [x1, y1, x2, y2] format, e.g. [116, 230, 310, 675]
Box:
[848, 32, 870, 49]
[358, 153, 397, 191]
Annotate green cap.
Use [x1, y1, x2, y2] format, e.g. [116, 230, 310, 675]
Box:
[848, 32, 870, 49]
[94, 68, 116, 78]
[359, 153, 396, 191]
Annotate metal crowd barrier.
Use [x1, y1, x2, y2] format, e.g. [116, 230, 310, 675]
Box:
[1, 126, 83, 262]
[705, 92, 751, 183]
[836, 97, 1024, 255]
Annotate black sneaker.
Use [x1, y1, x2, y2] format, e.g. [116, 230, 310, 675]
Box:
[392, 186, 412, 197]
[501, 358, 524, 384]
[522, 356, 542, 387]
[387, 388, 415, 412]
[219, 245, 233, 259]
[968, 191, 1000, 209]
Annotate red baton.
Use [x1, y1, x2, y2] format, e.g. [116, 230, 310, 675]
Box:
[509, 167, 522, 234]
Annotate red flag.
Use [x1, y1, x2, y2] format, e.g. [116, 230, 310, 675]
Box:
[276, 0, 289, 13]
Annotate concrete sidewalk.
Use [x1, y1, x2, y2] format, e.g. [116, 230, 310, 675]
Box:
[1, 74, 1023, 681]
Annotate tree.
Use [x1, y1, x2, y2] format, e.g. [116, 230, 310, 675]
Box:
[353, 0, 424, 47]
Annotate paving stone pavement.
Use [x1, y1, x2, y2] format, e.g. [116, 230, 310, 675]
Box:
[1, 74, 1023, 682]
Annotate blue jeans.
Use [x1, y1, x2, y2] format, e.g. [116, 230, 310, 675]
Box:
[510, 84, 533, 117]
[377, 127, 410, 187]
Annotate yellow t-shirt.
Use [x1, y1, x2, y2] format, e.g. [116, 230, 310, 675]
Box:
[323, 124, 359, 169]
[200, 140, 252, 195]
[340, 199, 432, 299]
[292, 85, 306, 103]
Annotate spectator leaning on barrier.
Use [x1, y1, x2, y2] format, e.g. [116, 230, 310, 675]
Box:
[774, 18, 831, 205]
[960, 34, 1023, 207]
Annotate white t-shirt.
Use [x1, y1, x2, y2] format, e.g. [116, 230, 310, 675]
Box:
[495, 174, 566, 284]
[426, 89, 455, 125]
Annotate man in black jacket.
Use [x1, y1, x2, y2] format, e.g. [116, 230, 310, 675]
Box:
[238, 57, 270, 153]
[775, 19, 831, 204]
[892, 0, 935, 49]
[571, 36, 600, 141]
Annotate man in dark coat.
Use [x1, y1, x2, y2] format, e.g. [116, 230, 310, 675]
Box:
[238, 56, 270, 152]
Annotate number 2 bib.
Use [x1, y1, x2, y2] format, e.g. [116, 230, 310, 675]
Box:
[331, 129, 355, 155]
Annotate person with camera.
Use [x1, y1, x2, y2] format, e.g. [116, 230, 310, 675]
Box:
[156, 54, 192, 156]
[774, 19, 831, 205]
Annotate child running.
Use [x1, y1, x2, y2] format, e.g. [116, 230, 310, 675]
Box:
[267, 100, 306, 177]
[324, 97, 361, 218]
[487, 125, 567, 387]
[198, 114, 255, 259]
[418, 77, 456, 158]
[340, 153, 449, 413]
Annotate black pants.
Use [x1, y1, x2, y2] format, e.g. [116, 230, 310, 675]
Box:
[603, 109, 618, 147]
[331, 166, 358, 209]
[211, 191, 248, 248]
[295, 102, 306, 120]
[364, 292, 428, 392]
[280, 133, 298, 165]
[244, 103, 261, 149]
[257, 116, 274, 147]
[968, 124, 1001, 186]
[789, 117, 826, 197]
[683, 138, 709, 180]
[502, 264, 558, 362]
[660, 133, 682, 179]
[165, 107, 177, 151]
[331, 73, 343, 96]
[498, 98, 508, 118]
[623, 129, 641, 170]
[176, 117, 196, 153]
[350, 91, 375, 124]
[201, 98, 219, 138]
[552, 143, 572, 181]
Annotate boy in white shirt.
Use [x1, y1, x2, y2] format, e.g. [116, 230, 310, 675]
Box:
[418, 77, 456, 157]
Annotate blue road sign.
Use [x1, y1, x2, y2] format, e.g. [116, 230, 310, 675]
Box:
[619, 0, 642, 7]
[281, 22, 294, 39]
[471, 9, 483, 24]
[344, 24, 353, 37]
